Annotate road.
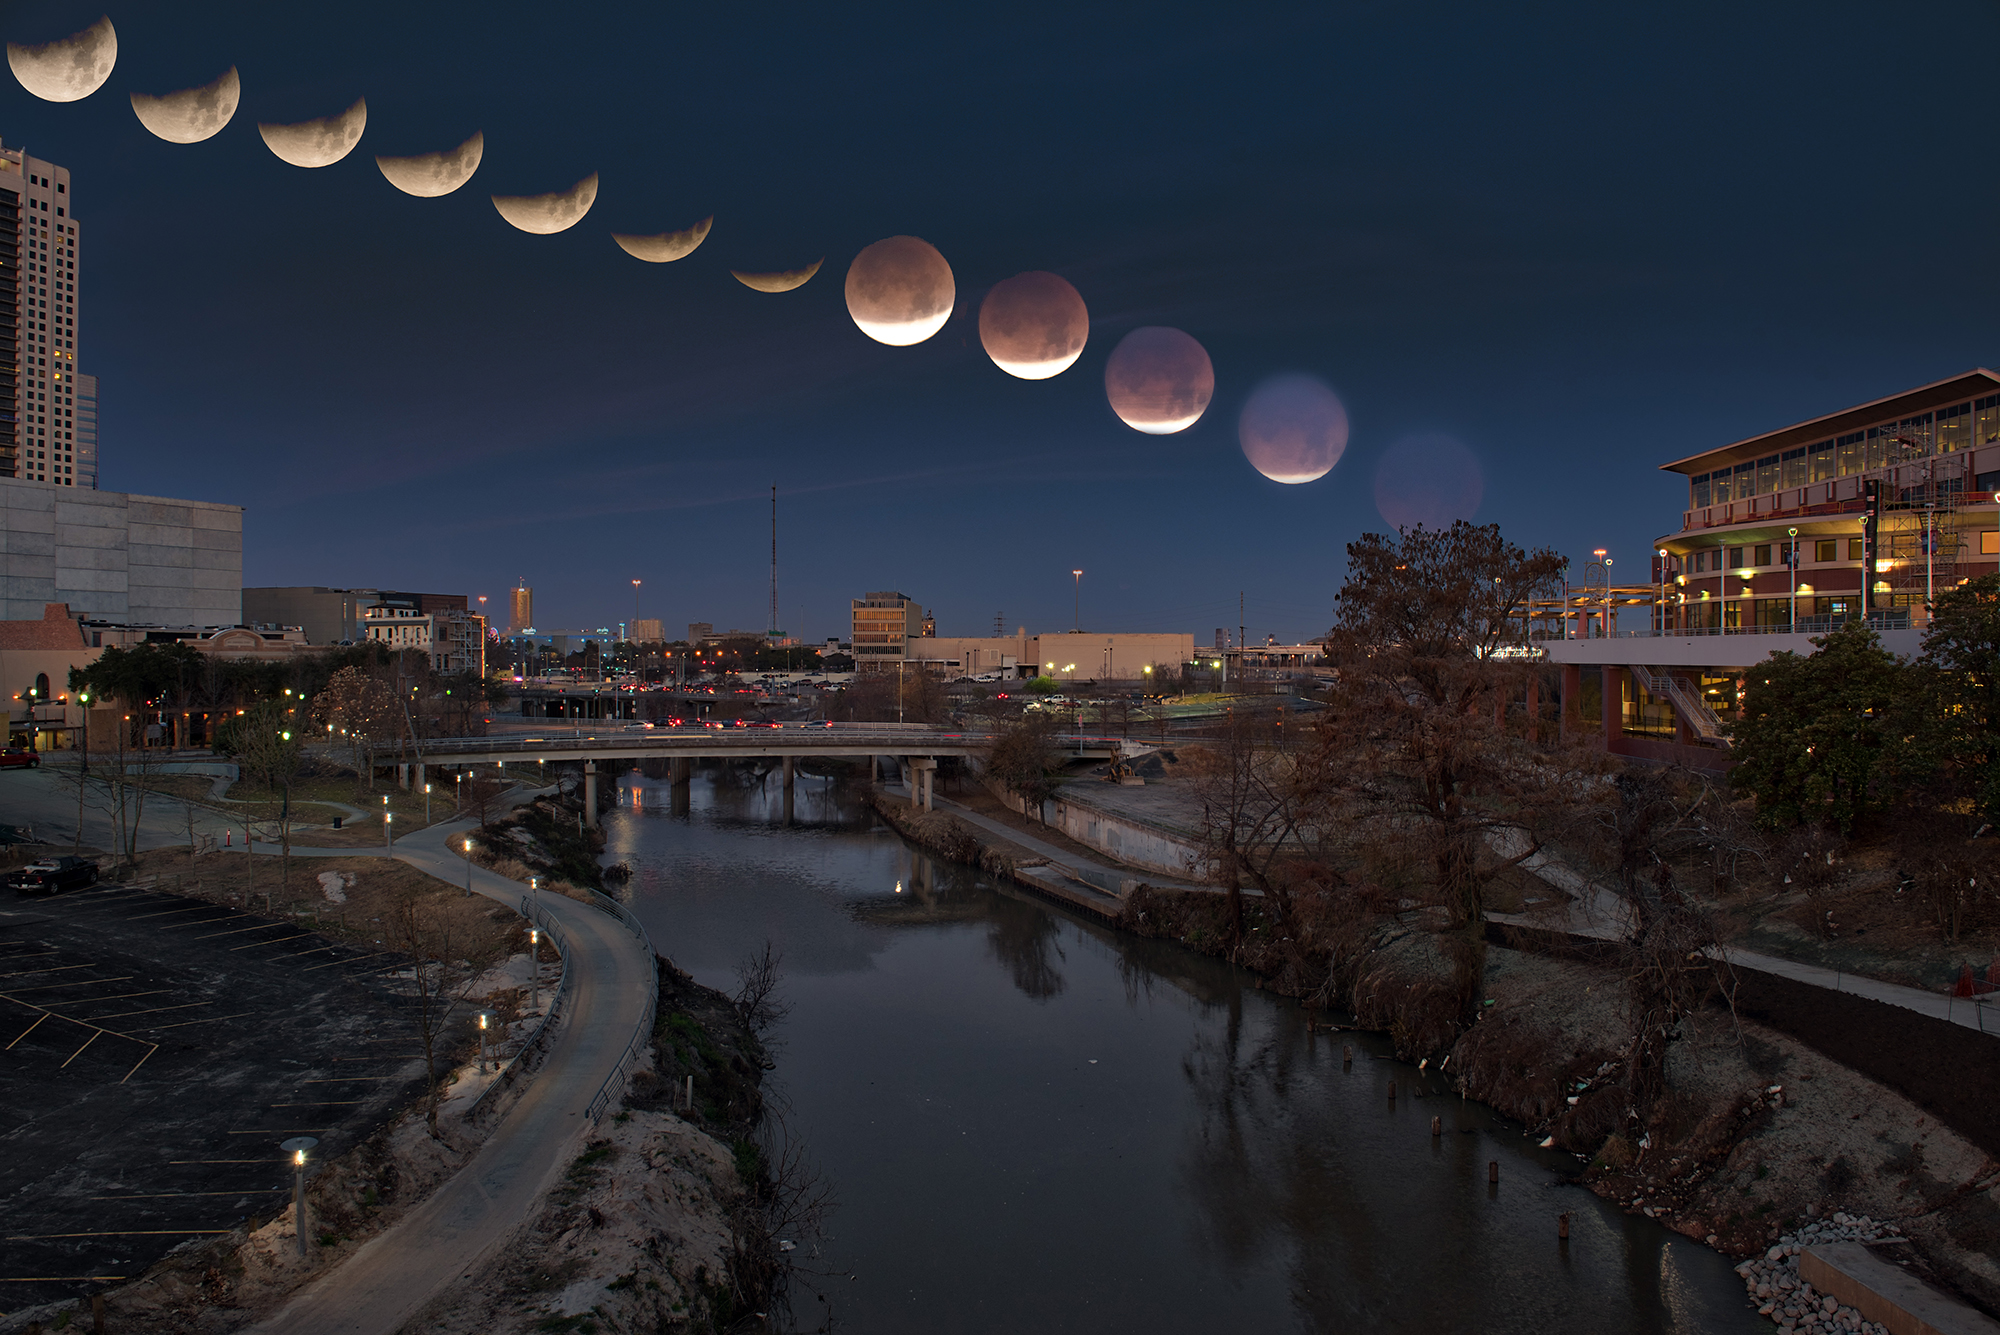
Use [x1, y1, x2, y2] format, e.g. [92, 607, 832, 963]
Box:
[242, 811, 655, 1335]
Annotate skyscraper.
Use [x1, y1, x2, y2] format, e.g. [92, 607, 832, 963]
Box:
[509, 582, 533, 634]
[0, 143, 87, 486]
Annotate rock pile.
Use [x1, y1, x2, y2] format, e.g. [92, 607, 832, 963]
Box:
[1733, 1212, 1902, 1333]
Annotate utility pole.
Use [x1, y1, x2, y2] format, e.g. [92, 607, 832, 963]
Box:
[770, 484, 779, 637]
[1072, 570, 1083, 632]
[1239, 591, 1246, 680]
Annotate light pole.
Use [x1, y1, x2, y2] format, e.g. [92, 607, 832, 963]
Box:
[528, 926, 541, 1012]
[1787, 527, 1800, 628]
[475, 1009, 497, 1073]
[1655, 549, 1668, 636]
[382, 794, 392, 848]
[463, 836, 474, 896]
[632, 578, 642, 635]
[281, 1137, 318, 1258]
[77, 689, 88, 775]
[1071, 569, 1083, 632]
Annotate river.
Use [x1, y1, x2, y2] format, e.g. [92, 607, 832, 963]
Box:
[602, 766, 1764, 1334]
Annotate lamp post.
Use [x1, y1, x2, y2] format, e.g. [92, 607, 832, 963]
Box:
[280, 1137, 318, 1258]
[1655, 549, 1668, 636]
[1787, 527, 1800, 628]
[423, 781, 431, 824]
[475, 1009, 497, 1073]
[77, 689, 88, 775]
[382, 794, 392, 848]
[1071, 569, 1083, 632]
[463, 836, 474, 897]
[528, 926, 541, 1012]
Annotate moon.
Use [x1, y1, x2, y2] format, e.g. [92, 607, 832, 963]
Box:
[492, 174, 598, 235]
[8, 16, 116, 103]
[614, 217, 713, 262]
[259, 98, 367, 168]
[1238, 374, 1349, 484]
[129, 67, 240, 145]
[845, 236, 954, 346]
[732, 259, 821, 293]
[1373, 433, 1485, 532]
[979, 272, 1088, 380]
[377, 132, 483, 197]
[1104, 327, 1214, 434]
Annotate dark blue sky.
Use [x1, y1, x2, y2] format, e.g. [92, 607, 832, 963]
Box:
[8, 2, 1997, 641]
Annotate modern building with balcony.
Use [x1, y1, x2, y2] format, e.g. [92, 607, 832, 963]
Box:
[1547, 369, 2000, 769]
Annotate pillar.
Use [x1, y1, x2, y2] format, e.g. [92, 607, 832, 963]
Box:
[398, 763, 410, 790]
[583, 760, 598, 828]
[782, 755, 795, 796]
[1601, 666, 1625, 750]
[923, 765, 934, 812]
[1559, 663, 1581, 741]
[903, 757, 918, 809]
[1525, 677, 1540, 745]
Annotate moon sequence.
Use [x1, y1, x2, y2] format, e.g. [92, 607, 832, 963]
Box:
[1238, 373, 1350, 484]
[1104, 326, 1215, 434]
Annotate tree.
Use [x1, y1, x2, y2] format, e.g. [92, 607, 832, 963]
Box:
[218, 700, 306, 895]
[313, 665, 401, 786]
[385, 886, 502, 1139]
[1912, 573, 2000, 822]
[1193, 711, 1330, 949]
[1728, 621, 1907, 832]
[985, 716, 1062, 822]
[1315, 521, 1578, 938]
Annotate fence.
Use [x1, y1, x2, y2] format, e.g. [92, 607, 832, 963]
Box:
[465, 894, 574, 1127]
[584, 886, 660, 1125]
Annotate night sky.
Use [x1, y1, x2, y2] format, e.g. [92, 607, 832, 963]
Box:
[6, 2, 1997, 642]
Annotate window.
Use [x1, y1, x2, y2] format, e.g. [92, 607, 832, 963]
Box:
[1727, 547, 1745, 569]
[1781, 447, 1806, 489]
[1756, 455, 1779, 494]
[1978, 395, 2000, 447]
[1815, 539, 1837, 562]
[1848, 538, 1865, 561]
[1936, 402, 1971, 453]
[1753, 544, 1772, 566]
[1691, 473, 1711, 508]
[1984, 530, 1999, 556]
[1692, 552, 1706, 573]
[1734, 460, 1756, 497]
[1837, 431, 1864, 475]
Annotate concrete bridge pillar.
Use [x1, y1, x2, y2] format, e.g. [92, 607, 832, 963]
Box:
[583, 760, 598, 829]
[782, 755, 795, 796]
[398, 763, 410, 790]
[905, 757, 936, 812]
[670, 756, 692, 788]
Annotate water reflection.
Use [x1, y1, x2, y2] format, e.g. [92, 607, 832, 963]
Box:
[608, 769, 1760, 1334]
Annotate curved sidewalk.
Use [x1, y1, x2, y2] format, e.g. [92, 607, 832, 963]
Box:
[244, 813, 655, 1335]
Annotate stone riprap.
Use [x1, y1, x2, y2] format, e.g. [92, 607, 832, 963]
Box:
[1735, 1214, 1902, 1333]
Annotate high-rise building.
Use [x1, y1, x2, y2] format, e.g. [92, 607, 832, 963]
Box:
[0, 144, 86, 486]
[631, 618, 664, 643]
[509, 583, 533, 634]
[850, 591, 926, 670]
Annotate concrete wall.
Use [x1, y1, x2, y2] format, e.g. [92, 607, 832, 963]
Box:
[1031, 632, 1197, 681]
[0, 478, 241, 624]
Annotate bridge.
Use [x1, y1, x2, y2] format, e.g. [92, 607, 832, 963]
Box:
[375, 726, 1129, 821]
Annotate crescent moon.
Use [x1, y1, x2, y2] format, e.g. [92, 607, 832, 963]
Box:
[129, 67, 240, 145]
[732, 259, 822, 293]
[491, 173, 598, 235]
[613, 217, 713, 263]
[259, 97, 367, 168]
[376, 131, 483, 198]
[7, 16, 116, 103]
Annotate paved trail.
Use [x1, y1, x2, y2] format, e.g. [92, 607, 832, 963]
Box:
[243, 811, 653, 1335]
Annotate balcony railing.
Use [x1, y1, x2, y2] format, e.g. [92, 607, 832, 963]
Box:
[1531, 609, 1913, 640]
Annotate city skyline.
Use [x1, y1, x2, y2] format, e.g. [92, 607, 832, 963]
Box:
[0, 2, 1993, 642]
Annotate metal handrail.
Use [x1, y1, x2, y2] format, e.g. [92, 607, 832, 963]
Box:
[466, 895, 571, 1122]
[1627, 664, 1732, 746]
[583, 885, 660, 1125]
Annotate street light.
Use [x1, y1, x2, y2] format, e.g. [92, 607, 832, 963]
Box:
[382, 794, 392, 848]
[528, 926, 541, 1012]
[1071, 569, 1083, 631]
[280, 1136, 318, 1258]
[463, 836, 474, 897]
[1787, 527, 1800, 628]
[475, 1009, 497, 1073]
[77, 689, 88, 775]
[423, 781, 431, 824]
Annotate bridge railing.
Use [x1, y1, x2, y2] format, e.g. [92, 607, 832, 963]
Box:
[583, 886, 660, 1125]
[376, 728, 1128, 762]
[466, 894, 573, 1127]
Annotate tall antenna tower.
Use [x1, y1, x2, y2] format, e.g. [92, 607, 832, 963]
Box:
[994, 612, 1004, 636]
[769, 484, 779, 636]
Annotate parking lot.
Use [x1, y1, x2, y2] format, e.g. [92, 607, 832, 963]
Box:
[0, 876, 427, 1313]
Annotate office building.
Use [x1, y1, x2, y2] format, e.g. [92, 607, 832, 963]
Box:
[360, 600, 481, 673]
[631, 618, 664, 644]
[0, 143, 89, 486]
[1548, 368, 2000, 768]
[0, 478, 241, 624]
[242, 586, 468, 647]
[510, 582, 532, 635]
[851, 591, 927, 670]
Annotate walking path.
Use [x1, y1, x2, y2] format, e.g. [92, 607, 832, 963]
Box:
[243, 800, 656, 1335]
[1489, 841, 1999, 1038]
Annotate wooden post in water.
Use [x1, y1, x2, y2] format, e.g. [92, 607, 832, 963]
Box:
[1342, 1045, 1352, 1066]
[1558, 1211, 1571, 1240]
[1488, 1161, 1499, 1184]
[1387, 1081, 1396, 1102]
[1431, 1116, 1441, 1138]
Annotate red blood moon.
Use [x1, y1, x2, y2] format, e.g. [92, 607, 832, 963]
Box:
[1103, 327, 1214, 434]
[845, 236, 955, 346]
[1237, 374, 1349, 484]
[978, 272, 1089, 379]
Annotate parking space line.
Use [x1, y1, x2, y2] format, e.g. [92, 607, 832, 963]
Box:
[271, 944, 344, 960]
[5, 1230, 232, 1239]
[303, 952, 389, 971]
[269, 1100, 367, 1107]
[121, 1044, 161, 1083]
[225, 1128, 331, 1136]
[188, 922, 286, 941]
[58, 1030, 101, 1067]
[127, 1011, 255, 1032]
[126, 904, 237, 922]
[0, 963, 99, 979]
[5, 1014, 47, 1049]
[0, 950, 60, 962]
[95, 1001, 208, 1020]
[41, 989, 171, 1007]
[168, 1159, 283, 1164]
[0, 1275, 127, 1282]
[300, 1076, 403, 1083]
[233, 933, 313, 951]
[0, 976, 135, 993]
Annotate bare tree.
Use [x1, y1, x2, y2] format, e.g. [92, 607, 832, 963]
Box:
[1192, 711, 1332, 950]
[984, 716, 1062, 824]
[733, 941, 791, 1034]
[385, 886, 502, 1138]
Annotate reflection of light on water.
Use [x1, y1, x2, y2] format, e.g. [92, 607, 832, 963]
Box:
[895, 880, 903, 894]
[1373, 433, 1484, 531]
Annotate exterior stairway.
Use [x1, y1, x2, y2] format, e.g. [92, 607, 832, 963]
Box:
[1628, 664, 1733, 747]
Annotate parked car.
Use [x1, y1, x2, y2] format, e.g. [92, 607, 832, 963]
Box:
[0, 747, 39, 769]
[12, 856, 98, 894]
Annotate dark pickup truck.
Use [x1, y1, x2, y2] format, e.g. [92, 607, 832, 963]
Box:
[11, 856, 99, 894]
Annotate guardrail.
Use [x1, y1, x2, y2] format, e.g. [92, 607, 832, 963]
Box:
[378, 729, 1128, 763]
[465, 895, 572, 1127]
[1532, 612, 1914, 641]
[584, 886, 660, 1125]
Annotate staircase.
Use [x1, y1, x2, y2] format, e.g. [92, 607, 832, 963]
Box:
[1628, 664, 1732, 747]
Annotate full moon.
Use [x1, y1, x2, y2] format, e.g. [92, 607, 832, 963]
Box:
[1237, 374, 1349, 484]
[614, 216, 713, 262]
[130, 67, 240, 145]
[259, 98, 367, 168]
[7, 16, 116, 103]
[377, 132, 483, 197]
[1104, 327, 1214, 434]
[978, 272, 1088, 379]
[491, 174, 599, 235]
[845, 236, 953, 346]
[1373, 433, 1485, 532]
[732, 259, 821, 293]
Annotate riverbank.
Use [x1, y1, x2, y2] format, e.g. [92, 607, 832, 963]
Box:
[867, 784, 2000, 1324]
